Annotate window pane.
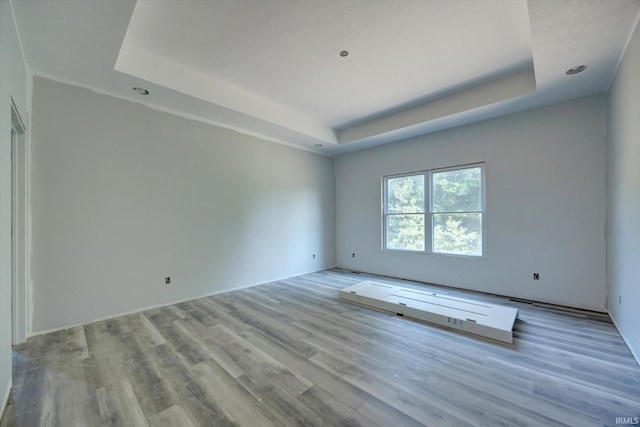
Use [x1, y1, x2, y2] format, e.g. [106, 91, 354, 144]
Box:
[386, 214, 425, 251]
[386, 175, 424, 213]
[432, 167, 481, 212]
[433, 213, 482, 256]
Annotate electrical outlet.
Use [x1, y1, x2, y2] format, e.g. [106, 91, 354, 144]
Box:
[352, 253, 356, 258]
[312, 254, 316, 259]
[165, 277, 171, 285]
[533, 273, 540, 280]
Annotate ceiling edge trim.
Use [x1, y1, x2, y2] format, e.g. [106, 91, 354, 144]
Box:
[605, 7, 640, 94]
[30, 72, 333, 158]
[8, 0, 29, 75]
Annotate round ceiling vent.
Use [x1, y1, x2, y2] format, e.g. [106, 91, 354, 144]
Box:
[132, 87, 150, 95]
[565, 65, 587, 75]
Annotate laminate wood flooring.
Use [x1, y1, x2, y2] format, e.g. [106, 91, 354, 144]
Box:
[3, 269, 639, 426]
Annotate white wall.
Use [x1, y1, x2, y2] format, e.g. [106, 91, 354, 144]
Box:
[606, 19, 640, 361]
[30, 77, 335, 332]
[0, 0, 28, 410]
[336, 95, 607, 311]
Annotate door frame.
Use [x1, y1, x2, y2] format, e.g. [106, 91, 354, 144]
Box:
[11, 98, 28, 345]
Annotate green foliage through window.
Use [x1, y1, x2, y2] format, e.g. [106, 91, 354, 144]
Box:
[383, 165, 484, 256]
[387, 214, 425, 251]
[432, 168, 481, 212]
[387, 175, 424, 213]
[433, 213, 482, 256]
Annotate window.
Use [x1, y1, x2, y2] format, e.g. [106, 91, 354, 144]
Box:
[383, 164, 484, 256]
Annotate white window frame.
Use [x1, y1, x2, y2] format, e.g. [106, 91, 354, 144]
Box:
[382, 163, 485, 257]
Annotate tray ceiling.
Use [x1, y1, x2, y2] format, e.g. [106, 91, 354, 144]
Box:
[12, 0, 640, 154]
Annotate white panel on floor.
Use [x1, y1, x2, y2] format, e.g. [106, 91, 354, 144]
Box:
[340, 281, 519, 343]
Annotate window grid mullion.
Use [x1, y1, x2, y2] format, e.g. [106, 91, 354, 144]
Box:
[425, 173, 431, 254]
[432, 210, 484, 214]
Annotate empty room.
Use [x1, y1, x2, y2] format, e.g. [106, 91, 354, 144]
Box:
[1, 0, 639, 425]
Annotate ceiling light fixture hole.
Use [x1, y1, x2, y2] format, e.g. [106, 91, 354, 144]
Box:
[565, 65, 587, 75]
[133, 87, 150, 95]
[339, 50, 349, 57]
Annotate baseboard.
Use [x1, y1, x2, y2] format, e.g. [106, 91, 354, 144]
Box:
[27, 266, 335, 338]
[608, 310, 640, 367]
[1, 380, 11, 422]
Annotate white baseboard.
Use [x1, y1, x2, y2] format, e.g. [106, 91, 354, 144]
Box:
[27, 266, 336, 338]
[608, 310, 640, 367]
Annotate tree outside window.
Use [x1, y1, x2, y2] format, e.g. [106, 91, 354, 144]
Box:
[383, 164, 484, 257]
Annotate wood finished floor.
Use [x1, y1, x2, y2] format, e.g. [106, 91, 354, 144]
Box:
[3, 269, 639, 426]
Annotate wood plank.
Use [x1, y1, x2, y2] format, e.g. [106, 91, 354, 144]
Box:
[4, 268, 640, 427]
[190, 361, 281, 427]
[240, 328, 370, 411]
[148, 405, 197, 427]
[309, 352, 473, 427]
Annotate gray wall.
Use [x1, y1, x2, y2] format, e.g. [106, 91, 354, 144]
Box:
[30, 77, 336, 332]
[606, 21, 640, 362]
[0, 0, 28, 407]
[336, 95, 607, 311]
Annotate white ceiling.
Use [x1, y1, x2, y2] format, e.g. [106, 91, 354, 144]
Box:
[11, 0, 640, 155]
[124, 0, 532, 128]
